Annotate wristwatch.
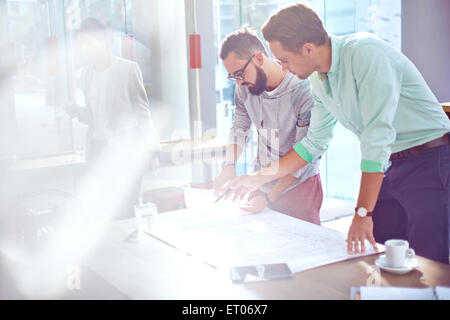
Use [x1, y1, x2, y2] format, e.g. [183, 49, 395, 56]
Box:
[355, 207, 373, 218]
[221, 161, 235, 169]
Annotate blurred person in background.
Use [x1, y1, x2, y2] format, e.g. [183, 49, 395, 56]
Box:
[65, 17, 159, 220]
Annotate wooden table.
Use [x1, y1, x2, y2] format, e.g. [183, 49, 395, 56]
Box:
[1, 216, 448, 300]
[4, 136, 227, 172]
[81, 219, 449, 300]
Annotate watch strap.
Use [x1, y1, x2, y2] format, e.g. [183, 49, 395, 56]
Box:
[355, 207, 373, 217]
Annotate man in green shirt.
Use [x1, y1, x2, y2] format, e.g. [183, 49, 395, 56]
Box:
[228, 3, 450, 264]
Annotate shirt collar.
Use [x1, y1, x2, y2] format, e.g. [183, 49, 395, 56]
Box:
[327, 34, 344, 75]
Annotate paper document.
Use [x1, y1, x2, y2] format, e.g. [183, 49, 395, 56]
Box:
[352, 286, 450, 300]
[435, 286, 450, 300]
[183, 187, 250, 209]
[147, 189, 382, 274]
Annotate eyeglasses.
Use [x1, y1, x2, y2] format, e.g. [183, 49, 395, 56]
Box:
[227, 55, 254, 81]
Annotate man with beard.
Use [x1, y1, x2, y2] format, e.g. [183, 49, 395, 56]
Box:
[213, 26, 323, 224]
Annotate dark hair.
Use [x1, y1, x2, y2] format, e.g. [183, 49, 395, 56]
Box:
[76, 17, 111, 44]
[219, 25, 268, 60]
[262, 2, 328, 52]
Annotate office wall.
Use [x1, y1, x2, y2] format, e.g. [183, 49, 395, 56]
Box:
[185, 0, 217, 183]
[402, 0, 450, 102]
[185, 0, 217, 135]
[131, 0, 191, 141]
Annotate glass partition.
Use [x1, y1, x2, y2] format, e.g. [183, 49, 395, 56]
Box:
[1, 0, 402, 198]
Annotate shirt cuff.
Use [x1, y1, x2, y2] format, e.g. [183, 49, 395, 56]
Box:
[360, 159, 384, 173]
[293, 142, 314, 163]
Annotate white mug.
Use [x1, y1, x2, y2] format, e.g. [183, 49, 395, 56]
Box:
[384, 239, 415, 268]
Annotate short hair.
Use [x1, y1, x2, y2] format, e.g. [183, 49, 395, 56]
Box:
[219, 25, 268, 61]
[76, 17, 112, 44]
[261, 2, 328, 52]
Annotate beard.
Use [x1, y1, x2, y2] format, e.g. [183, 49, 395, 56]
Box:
[246, 66, 267, 96]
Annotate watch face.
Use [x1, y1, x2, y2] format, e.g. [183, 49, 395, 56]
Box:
[357, 207, 367, 217]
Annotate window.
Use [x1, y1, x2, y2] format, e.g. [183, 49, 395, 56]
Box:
[213, 0, 401, 200]
[0, 0, 190, 160]
[2, 0, 73, 158]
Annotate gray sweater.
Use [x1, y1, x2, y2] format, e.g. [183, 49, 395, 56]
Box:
[229, 71, 320, 193]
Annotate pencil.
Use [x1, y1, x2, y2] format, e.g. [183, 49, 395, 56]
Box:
[214, 188, 232, 203]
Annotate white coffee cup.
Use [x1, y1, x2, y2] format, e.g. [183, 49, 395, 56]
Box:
[384, 239, 415, 268]
[134, 201, 158, 231]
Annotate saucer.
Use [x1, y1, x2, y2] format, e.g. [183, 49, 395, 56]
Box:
[375, 255, 418, 275]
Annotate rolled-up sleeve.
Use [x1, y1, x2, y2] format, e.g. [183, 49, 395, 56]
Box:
[352, 44, 403, 173]
[228, 86, 251, 148]
[293, 93, 337, 162]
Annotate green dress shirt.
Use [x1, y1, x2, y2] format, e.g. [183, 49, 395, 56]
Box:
[293, 33, 450, 172]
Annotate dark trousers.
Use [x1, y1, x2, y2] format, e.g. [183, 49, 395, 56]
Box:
[372, 140, 450, 264]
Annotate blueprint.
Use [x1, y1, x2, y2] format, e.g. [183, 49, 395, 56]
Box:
[147, 188, 382, 274]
